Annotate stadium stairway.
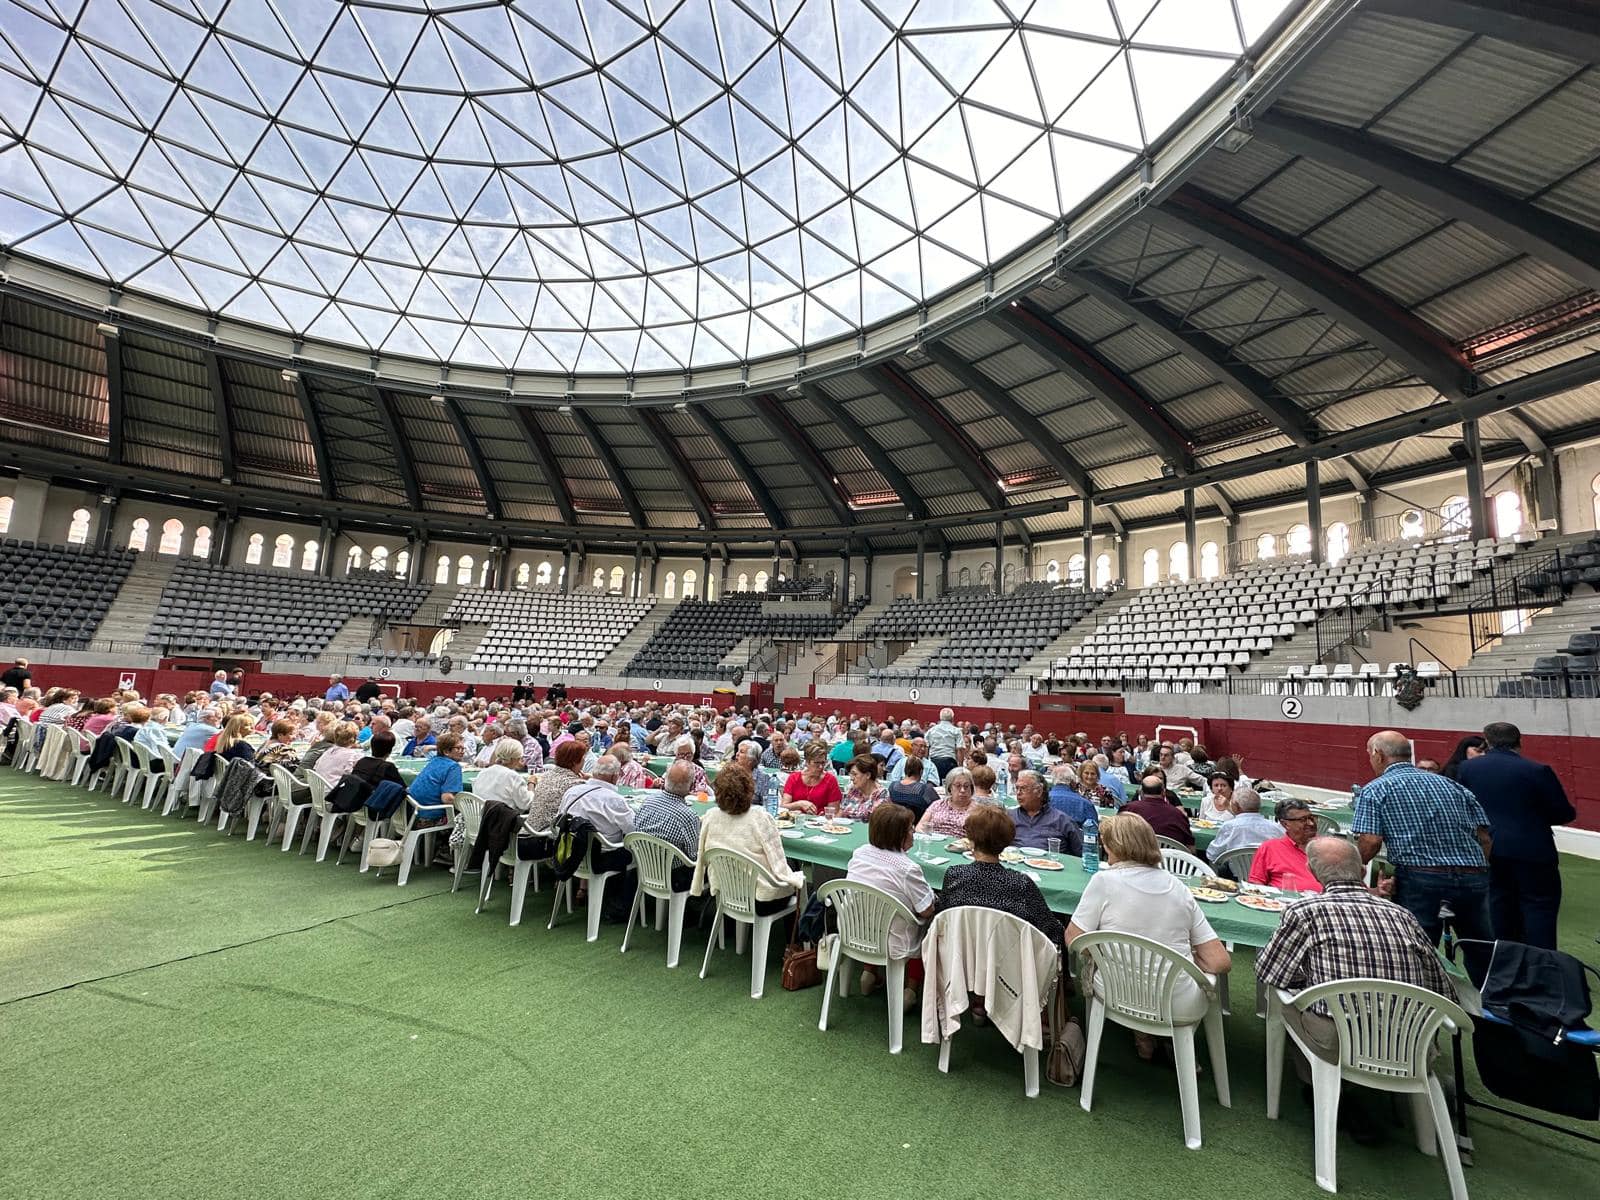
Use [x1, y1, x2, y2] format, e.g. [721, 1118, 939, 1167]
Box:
[94, 553, 176, 649]
[1021, 590, 1137, 681]
[594, 596, 677, 675]
[1466, 589, 1600, 673]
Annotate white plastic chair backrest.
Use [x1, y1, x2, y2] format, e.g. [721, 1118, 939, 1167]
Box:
[77, 728, 97, 757]
[173, 746, 200, 791]
[701, 847, 785, 918]
[270, 764, 298, 806]
[623, 832, 693, 893]
[816, 878, 915, 962]
[1212, 845, 1259, 881]
[129, 739, 156, 771]
[158, 743, 179, 774]
[1160, 847, 1211, 879]
[306, 771, 332, 814]
[1292, 979, 1471, 1082]
[1154, 834, 1190, 853]
[112, 736, 135, 769]
[1073, 930, 1212, 1027]
[455, 793, 484, 841]
[925, 906, 1060, 1003]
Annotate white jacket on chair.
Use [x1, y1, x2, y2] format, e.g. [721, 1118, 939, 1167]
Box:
[920, 906, 1060, 1052]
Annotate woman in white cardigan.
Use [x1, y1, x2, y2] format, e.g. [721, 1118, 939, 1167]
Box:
[690, 766, 804, 914]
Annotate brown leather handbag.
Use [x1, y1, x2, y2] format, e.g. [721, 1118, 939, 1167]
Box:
[780, 900, 821, 991]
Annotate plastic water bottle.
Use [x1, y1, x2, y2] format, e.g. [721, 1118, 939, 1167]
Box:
[1082, 815, 1100, 874]
[763, 770, 780, 818]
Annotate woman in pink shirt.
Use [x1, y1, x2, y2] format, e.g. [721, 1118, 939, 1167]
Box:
[1246, 800, 1323, 893]
[83, 698, 118, 736]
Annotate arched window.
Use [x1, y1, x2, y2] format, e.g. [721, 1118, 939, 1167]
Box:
[301, 539, 319, 572]
[1441, 495, 1470, 536]
[707, 573, 718, 600]
[1399, 509, 1425, 539]
[394, 549, 409, 579]
[1168, 541, 1189, 582]
[435, 555, 452, 584]
[664, 571, 677, 599]
[848, 572, 858, 595]
[370, 546, 388, 574]
[538, 561, 554, 587]
[1593, 474, 1600, 530]
[1045, 559, 1060, 583]
[1493, 490, 1523, 538]
[1326, 522, 1350, 565]
[67, 507, 91, 545]
[516, 562, 530, 588]
[192, 525, 212, 557]
[274, 533, 296, 568]
[1067, 554, 1085, 586]
[1094, 553, 1111, 588]
[1200, 541, 1220, 579]
[737, 572, 749, 591]
[956, 565, 971, 587]
[0, 495, 11, 534]
[1141, 548, 1159, 587]
[478, 559, 490, 587]
[157, 518, 184, 555]
[1256, 532, 1277, 560]
[456, 555, 475, 585]
[592, 566, 605, 589]
[682, 568, 697, 597]
[345, 545, 362, 573]
[754, 570, 769, 591]
[128, 516, 150, 552]
[977, 561, 994, 586]
[1286, 523, 1311, 556]
[245, 532, 264, 564]
[610, 565, 624, 592]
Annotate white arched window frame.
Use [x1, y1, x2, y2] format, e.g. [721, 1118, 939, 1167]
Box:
[128, 517, 150, 552]
[682, 568, 697, 597]
[301, 539, 319, 572]
[370, 546, 389, 573]
[592, 566, 605, 589]
[478, 559, 490, 587]
[1326, 522, 1350, 565]
[737, 572, 749, 591]
[1141, 548, 1159, 587]
[1199, 541, 1220, 579]
[1399, 509, 1425, 540]
[848, 571, 858, 595]
[754, 569, 769, 591]
[1067, 554, 1084, 586]
[1168, 541, 1189, 582]
[456, 555, 475, 585]
[0, 495, 11, 534]
[192, 525, 212, 558]
[158, 518, 184, 555]
[1441, 495, 1470, 536]
[274, 533, 296, 568]
[1045, 559, 1060, 583]
[664, 571, 677, 599]
[245, 532, 264, 564]
[67, 507, 92, 545]
[1094, 553, 1111, 588]
[1256, 532, 1277, 560]
[956, 566, 971, 587]
[978, 561, 994, 586]
[435, 555, 452, 584]
[394, 549, 409, 579]
[516, 562, 530, 588]
[1493, 490, 1523, 538]
[610, 565, 624, 592]
[537, 561, 553, 587]
[345, 545, 362, 573]
[1286, 524, 1312, 556]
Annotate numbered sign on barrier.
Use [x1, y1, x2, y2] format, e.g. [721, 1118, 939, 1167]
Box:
[1281, 696, 1304, 720]
[652, 679, 662, 691]
[908, 687, 920, 702]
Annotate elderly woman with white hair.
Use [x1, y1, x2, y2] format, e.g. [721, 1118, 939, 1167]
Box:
[474, 737, 535, 814]
[916, 767, 978, 837]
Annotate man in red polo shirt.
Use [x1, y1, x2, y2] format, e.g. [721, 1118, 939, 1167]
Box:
[1247, 799, 1323, 892]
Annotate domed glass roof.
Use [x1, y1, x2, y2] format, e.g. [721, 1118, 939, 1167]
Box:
[0, 0, 1291, 374]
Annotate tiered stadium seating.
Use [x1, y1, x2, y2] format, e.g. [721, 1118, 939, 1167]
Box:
[766, 577, 832, 598]
[1054, 534, 1526, 689]
[144, 562, 429, 659]
[410, 587, 652, 676]
[867, 585, 1109, 685]
[0, 540, 133, 649]
[626, 593, 868, 679]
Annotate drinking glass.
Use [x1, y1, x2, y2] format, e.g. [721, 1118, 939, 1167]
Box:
[1046, 837, 1061, 855]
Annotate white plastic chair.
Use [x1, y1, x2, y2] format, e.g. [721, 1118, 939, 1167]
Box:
[266, 764, 313, 851]
[477, 829, 555, 926]
[1154, 834, 1192, 853]
[548, 831, 630, 942]
[127, 740, 169, 811]
[1266, 980, 1472, 1198]
[447, 794, 485, 892]
[698, 847, 800, 999]
[162, 746, 198, 816]
[1075, 931, 1231, 1150]
[1212, 844, 1260, 882]
[1159, 847, 1212, 879]
[816, 879, 919, 1053]
[12, 722, 44, 774]
[110, 737, 137, 802]
[396, 795, 459, 885]
[621, 832, 696, 968]
[297, 772, 341, 861]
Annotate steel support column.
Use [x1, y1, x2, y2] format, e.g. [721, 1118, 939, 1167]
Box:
[1463, 419, 1489, 540]
[1183, 491, 1197, 581]
[1081, 495, 1094, 592]
[915, 531, 926, 601]
[994, 521, 1004, 595]
[1305, 459, 1323, 564]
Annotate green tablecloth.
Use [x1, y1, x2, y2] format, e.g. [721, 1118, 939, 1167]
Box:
[645, 756, 720, 781]
[395, 758, 481, 793]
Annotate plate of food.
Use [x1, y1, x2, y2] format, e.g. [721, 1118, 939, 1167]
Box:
[999, 847, 1025, 863]
[779, 829, 806, 840]
[1235, 893, 1289, 912]
[945, 838, 972, 853]
[818, 822, 853, 835]
[1023, 857, 1064, 871]
[1191, 887, 1233, 904]
[1191, 819, 1218, 829]
[1197, 875, 1239, 894]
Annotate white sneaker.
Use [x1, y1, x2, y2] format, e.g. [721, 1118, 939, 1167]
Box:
[859, 968, 880, 995]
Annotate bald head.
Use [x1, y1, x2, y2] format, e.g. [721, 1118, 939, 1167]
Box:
[1366, 731, 1412, 764]
[662, 760, 695, 797]
[1306, 836, 1364, 885]
[590, 755, 620, 783]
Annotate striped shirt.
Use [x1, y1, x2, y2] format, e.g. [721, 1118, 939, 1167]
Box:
[1351, 763, 1488, 867]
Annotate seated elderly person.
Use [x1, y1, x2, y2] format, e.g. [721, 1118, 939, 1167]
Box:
[407, 731, 465, 823]
[474, 736, 535, 814]
[936, 804, 1064, 945]
[1120, 773, 1197, 849]
[1066, 813, 1232, 1062]
[1246, 799, 1324, 893]
[1157, 745, 1207, 795]
[1009, 769, 1084, 854]
[299, 712, 341, 771]
[887, 736, 941, 786]
[1076, 761, 1116, 808]
[309, 721, 362, 783]
[526, 739, 587, 835]
[609, 741, 654, 789]
[691, 766, 806, 915]
[1200, 773, 1237, 823]
[839, 754, 888, 820]
[886, 755, 938, 820]
[210, 713, 258, 763]
[403, 716, 436, 758]
[1047, 764, 1098, 827]
[255, 718, 302, 772]
[557, 755, 636, 845]
[125, 704, 170, 766]
[349, 730, 406, 793]
[1205, 786, 1282, 870]
[916, 767, 979, 837]
[632, 759, 702, 891]
[846, 803, 935, 1008]
[173, 706, 222, 757]
[732, 739, 782, 811]
[672, 739, 709, 792]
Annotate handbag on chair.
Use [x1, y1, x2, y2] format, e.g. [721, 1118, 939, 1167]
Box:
[781, 901, 822, 992]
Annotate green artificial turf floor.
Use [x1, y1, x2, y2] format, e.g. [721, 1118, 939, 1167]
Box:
[3, 770, 1599, 1200]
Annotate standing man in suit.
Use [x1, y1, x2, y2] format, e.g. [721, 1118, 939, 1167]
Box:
[1457, 722, 1575, 948]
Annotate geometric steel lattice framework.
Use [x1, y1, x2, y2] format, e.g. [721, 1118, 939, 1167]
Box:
[0, 0, 1292, 374]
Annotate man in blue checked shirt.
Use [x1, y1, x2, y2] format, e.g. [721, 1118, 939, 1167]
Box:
[1353, 730, 1492, 947]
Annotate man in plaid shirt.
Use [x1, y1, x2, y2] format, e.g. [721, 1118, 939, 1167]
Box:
[1352, 730, 1492, 947]
[1257, 838, 1454, 1109]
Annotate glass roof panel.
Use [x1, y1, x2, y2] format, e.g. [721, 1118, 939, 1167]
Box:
[0, 0, 1294, 373]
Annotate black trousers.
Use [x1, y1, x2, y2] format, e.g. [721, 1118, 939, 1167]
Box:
[1490, 856, 1563, 949]
[931, 756, 958, 781]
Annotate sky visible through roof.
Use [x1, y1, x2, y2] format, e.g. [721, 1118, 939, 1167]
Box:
[0, 0, 1293, 375]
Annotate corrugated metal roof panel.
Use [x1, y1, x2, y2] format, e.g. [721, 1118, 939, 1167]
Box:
[1539, 160, 1600, 232]
[1276, 14, 1465, 126]
[1241, 157, 1373, 237]
[1456, 72, 1600, 198]
[1523, 379, 1600, 433]
[1217, 463, 1308, 501]
[1416, 258, 1588, 342]
[1186, 138, 1288, 202]
[1361, 223, 1514, 308]
[1300, 190, 1442, 274]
